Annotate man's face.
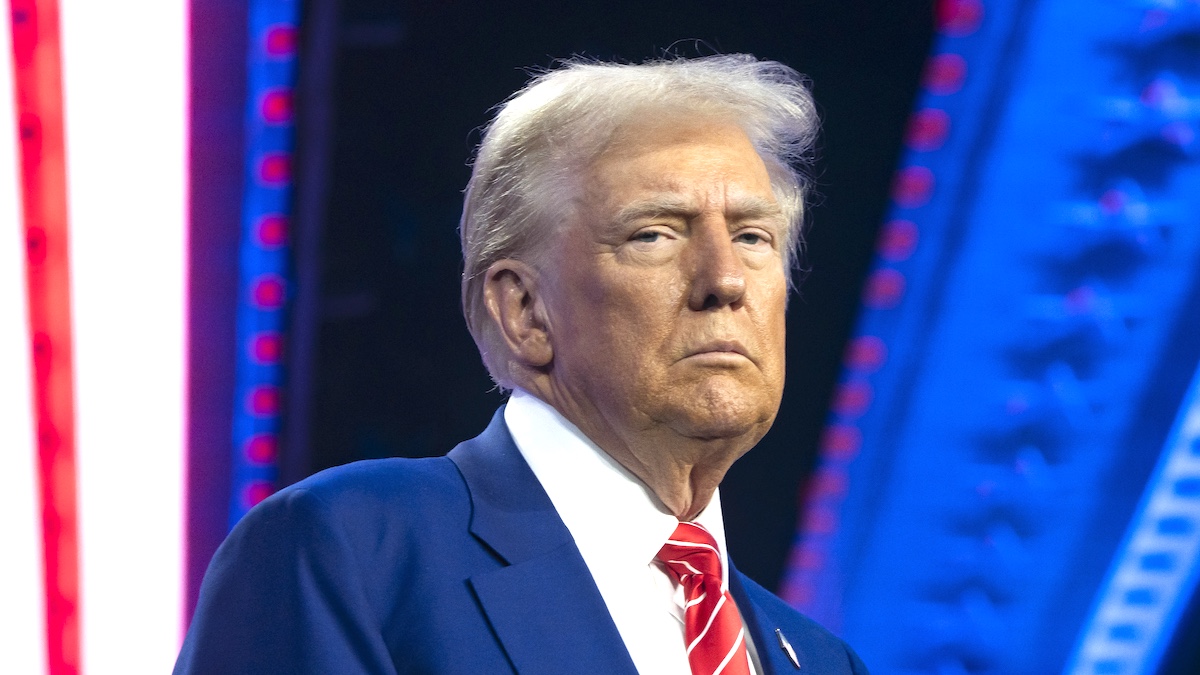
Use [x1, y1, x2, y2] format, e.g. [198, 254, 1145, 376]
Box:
[540, 120, 788, 447]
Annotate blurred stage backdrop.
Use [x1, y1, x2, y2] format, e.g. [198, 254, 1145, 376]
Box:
[3, 0, 1199, 673]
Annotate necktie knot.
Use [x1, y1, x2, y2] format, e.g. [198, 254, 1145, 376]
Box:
[656, 522, 724, 588]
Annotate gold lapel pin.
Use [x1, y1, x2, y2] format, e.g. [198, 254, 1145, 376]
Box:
[776, 628, 801, 670]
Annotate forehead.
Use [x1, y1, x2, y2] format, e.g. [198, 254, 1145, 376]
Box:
[581, 120, 777, 210]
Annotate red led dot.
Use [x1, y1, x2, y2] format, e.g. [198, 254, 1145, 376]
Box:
[245, 434, 278, 463]
[809, 468, 849, 501]
[878, 219, 919, 262]
[864, 268, 906, 308]
[804, 506, 838, 535]
[892, 166, 934, 208]
[251, 274, 286, 309]
[1098, 189, 1126, 215]
[797, 547, 826, 571]
[821, 424, 862, 461]
[923, 53, 967, 95]
[245, 481, 276, 507]
[784, 580, 815, 607]
[264, 25, 298, 57]
[250, 332, 284, 363]
[906, 108, 950, 152]
[833, 380, 873, 418]
[1141, 78, 1178, 109]
[845, 335, 887, 373]
[256, 214, 289, 248]
[261, 88, 294, 124]
[259, 153, 291, 184]
[248, 385, 281, 416]
[1064, 285, 1097, 316]
[937, 0, 984, 37]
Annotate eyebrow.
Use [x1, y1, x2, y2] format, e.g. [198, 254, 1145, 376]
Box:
[613, 194, 785, 227]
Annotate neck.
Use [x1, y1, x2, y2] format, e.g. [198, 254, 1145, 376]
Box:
[521, 381, 759, 520]
[606, 440, 740, 521]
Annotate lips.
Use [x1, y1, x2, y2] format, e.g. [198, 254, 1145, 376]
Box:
[687, 339, 751, 359]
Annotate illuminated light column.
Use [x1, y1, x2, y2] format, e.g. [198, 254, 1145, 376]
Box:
[228, 1, 301, 527]
[58, 1, 189, 672]
[8, 1, 81, 672]
[0, 4, 49, 674]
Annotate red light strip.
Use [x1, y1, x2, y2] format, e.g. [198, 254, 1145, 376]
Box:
[9, 1, 80, 673]
[781, 0, 979, 618]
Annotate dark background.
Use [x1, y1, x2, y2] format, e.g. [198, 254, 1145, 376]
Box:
[289, 0, 936, 590]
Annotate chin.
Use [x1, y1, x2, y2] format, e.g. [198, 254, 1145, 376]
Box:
[668, 378, 778, 442]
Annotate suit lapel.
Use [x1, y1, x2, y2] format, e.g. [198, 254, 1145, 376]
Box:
[449, 409, 639, 675]
[729, 564, 805, 675]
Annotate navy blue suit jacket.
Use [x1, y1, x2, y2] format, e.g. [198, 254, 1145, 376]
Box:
[175, 408, 868, 674]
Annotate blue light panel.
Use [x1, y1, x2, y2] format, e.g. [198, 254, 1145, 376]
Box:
[784, 1, 1200, 672]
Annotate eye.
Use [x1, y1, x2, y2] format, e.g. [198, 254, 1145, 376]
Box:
[735, 231, 769, 246]
[632, 230, 663, 243]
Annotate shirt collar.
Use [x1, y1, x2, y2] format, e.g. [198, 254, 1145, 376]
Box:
[503, 389, 730, 579]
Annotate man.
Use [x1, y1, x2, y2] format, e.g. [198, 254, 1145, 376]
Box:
[176, 54, 869, 674]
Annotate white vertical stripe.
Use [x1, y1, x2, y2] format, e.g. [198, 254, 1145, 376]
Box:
[60, 2, 189, 673]
[0, 7, 50, 674]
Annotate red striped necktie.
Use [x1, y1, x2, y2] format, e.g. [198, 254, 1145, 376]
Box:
[657, 522, 752, 675]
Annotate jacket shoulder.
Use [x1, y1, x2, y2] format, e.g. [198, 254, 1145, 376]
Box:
[285, 455, 465, 512]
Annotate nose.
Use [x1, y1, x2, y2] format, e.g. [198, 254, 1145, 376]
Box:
[687, 220, 746, 311]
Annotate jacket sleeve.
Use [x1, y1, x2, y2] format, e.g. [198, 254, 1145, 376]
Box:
[173, 488, 399, 675]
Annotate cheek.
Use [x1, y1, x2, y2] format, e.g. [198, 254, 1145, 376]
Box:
[602, 303, 669, 362]
[760, 284, 789, 371]
[553, 274, 652, 363]
[585, 288, 683, 389]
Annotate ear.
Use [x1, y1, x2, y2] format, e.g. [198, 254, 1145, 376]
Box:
[482, 259, 553, 369]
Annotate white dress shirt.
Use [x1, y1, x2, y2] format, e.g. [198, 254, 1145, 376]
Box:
[504, 389, 761, 674]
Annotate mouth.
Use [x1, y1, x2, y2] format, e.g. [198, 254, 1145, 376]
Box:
[685, 339, 752, 362]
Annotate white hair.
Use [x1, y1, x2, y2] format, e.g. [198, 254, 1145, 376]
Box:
[459, 54, 820, 388]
